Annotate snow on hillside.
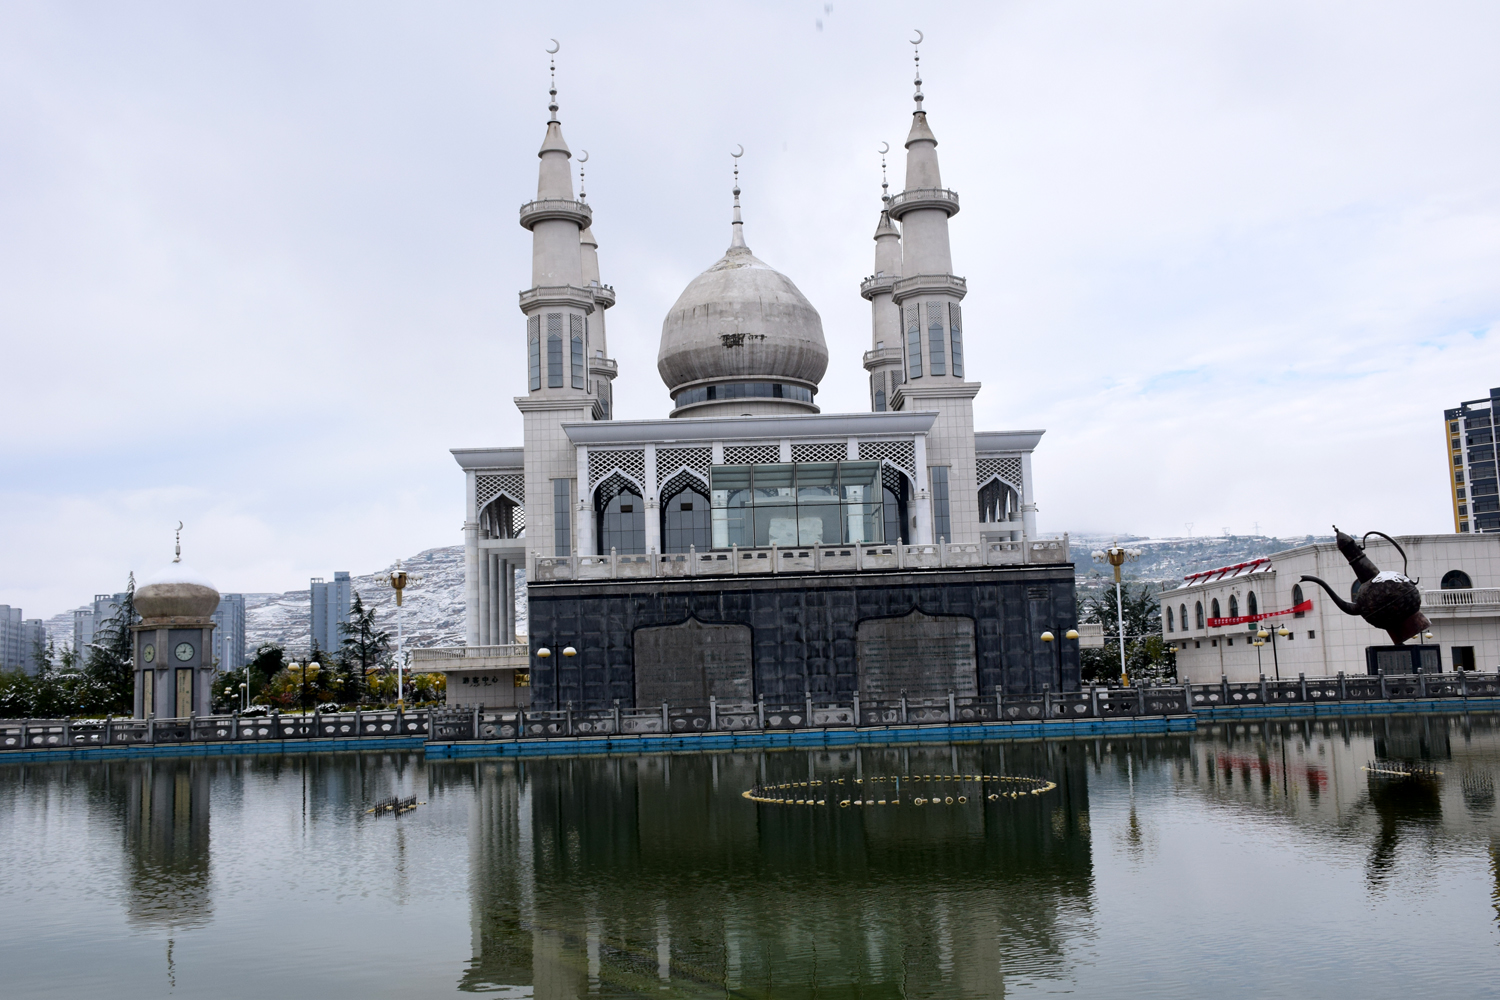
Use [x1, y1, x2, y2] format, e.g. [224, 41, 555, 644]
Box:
[1069, 533, 1333, 593]
[244, 545, 526, 656]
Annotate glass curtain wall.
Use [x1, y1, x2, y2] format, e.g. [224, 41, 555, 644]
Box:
[710, 462, 884, 548]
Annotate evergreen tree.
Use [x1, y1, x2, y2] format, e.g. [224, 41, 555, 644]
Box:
[85, 577, 137, 714]
[1079, 582, 1177, 686]
[338, 594, 389, 704]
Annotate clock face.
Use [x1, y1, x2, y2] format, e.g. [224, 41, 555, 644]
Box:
[142, 644, 155, 663]
[174, 642, 195, 662]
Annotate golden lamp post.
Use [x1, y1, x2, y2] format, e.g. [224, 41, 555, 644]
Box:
[1092, 542, 1142, 687]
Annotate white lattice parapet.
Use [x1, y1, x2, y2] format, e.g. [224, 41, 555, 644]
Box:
[529, 536, 1071, 583]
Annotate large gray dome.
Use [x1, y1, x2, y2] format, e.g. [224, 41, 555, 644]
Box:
[657, 245, 829, 411]
[136, 562, 220, 620]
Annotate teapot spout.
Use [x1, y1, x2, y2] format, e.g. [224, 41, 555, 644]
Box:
[1300, 574, 1359, 616]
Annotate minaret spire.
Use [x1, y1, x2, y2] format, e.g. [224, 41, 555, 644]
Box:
[862, 143, 904, 412]
[729, 146, 748, 251]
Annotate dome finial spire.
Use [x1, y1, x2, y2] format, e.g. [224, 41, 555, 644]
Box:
[879, 141, 891, 203]
[546, 39, 560, 123]
[910, 30, 924, 114]
[577, 149, 588, 201]
[729, 144, 747, 250]
[174, 520, 183, 563]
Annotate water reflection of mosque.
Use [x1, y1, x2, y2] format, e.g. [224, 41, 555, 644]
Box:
[437, 742, 1095, 998]
[1186, 714, 1500, 887]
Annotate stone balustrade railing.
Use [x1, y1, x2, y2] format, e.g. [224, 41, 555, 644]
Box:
[4, 671, 1494, 754]
[0, 709, 432, 752]
[531, 537, 1071, 584]
[411, 644, 528, 662]
[1422, 588, 1500, 610]
[428, 686, 1193, 740]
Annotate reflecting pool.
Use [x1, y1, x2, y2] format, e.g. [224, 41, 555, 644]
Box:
[2, 714, 1498, 998]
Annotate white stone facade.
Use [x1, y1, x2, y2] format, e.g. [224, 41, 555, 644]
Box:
[1163, 533, 1500, 682]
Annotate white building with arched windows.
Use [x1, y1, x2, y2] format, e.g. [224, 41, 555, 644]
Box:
[1162, 533, 1500, 683]
[436, 50, 1076, 712]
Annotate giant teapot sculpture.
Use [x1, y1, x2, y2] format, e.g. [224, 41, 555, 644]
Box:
[1299, 527, 1429, 644]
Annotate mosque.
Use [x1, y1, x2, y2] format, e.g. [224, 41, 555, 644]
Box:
[447, 42, 1078, 712]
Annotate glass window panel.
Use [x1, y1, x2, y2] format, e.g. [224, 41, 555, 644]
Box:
[928, 301, 946, 376]
[795, 462, 838, 501]
[906, 306, 922, 378]
[752, 464, 795, 506]
[844, 502, 883, 544]
[837, 461, 879, 502]
[601, 492, 645, 555]
[795, 504, 841, 545]
[664, 490, 712, 552]
[755, 506, 800, 547]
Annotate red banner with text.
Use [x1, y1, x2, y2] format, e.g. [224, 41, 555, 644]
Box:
[1207, 599, 1312, 629]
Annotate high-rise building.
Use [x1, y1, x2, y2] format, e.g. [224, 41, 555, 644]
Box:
[0, 606, 48, 675]
[211, 593, 246, 672]
[73, 592, 130, 662]
[309, 572, 352, 657]
[1445, 387, 1500, 533]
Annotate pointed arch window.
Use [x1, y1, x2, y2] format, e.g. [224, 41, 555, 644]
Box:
[546, 313, 563, 388]
[906, 306, 922, 378]
[1210, 598, 1221, 622]
[1180, 604, 1189, 632]
[1166, 606, 1175, 632]
[1292, 583, 1306, 617]
[1195, 601, 1205, 629]
[1228, 595, 1239, 619]
[1247, 591, 1258, 617]
[570, 314, 585, 389]
[527, 315, 541, 391]
[927, 301, 946, 376]
[949, 304, 964, 378]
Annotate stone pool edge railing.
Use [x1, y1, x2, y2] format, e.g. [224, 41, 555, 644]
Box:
[3, 672, 1498, 762]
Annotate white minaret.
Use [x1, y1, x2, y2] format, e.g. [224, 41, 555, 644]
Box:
[579, 207, 618, 418]
[886, 37, 982, 544]
[861, 153, 905, 411]
[515, 51, 602, 567]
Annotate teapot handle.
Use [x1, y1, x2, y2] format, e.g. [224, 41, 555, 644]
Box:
[1361, 531, 1412, 580]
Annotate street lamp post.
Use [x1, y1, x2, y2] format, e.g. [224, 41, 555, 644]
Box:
[1039, 629, 1080, 692]
[378, 561, 424, 710]
[1252, 624, 1291, 681]
[1092, 542, 1142, 686]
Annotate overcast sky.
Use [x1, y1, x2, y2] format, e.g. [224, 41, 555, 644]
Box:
[3, 0, 1498, 618]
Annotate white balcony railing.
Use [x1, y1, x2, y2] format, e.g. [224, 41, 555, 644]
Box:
[411, 644, 528, 662]
[531, 536, 1070, 584]
[1423, 588, 1500, 611]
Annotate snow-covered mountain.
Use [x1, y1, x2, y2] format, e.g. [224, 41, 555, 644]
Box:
[243, 545, 526, 656]
[1069, 533, 1334, 593]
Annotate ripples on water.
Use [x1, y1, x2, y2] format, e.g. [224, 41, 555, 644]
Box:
[0, 714, 1497, 998]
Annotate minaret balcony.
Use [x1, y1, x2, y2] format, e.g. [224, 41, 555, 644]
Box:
[589, 282, 616, 309]
[519, 198, 592, 231]
[862, 347, 904, 370]
[588, 357, 618, 378]
[886, 187, 960, 221]
[892, 273, 967, 305]
[518, 284, 597, 313]
[859, 274, 897, 301]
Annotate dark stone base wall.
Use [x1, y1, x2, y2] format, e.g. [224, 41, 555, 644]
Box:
[526, 565, 1079, 711]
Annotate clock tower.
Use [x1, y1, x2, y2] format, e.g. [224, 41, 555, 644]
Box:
[132, 531, 220, 719]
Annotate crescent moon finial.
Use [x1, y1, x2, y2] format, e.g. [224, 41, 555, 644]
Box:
[732, 144, 744, 158]
[578, 149, 589, 163]
[546, 39, 560, 54]
[911, 29, 923, 45]
[878, 141, 890, 155]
